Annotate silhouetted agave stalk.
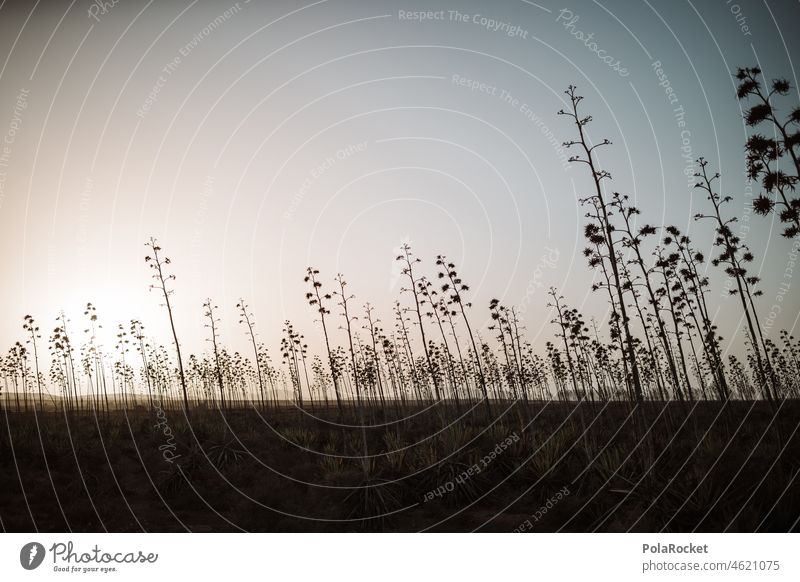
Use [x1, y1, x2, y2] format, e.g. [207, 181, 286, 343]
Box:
[665, 245, 713, 400]
[588, 319, 613, 400]
[663, 227, 730, 400]
[330, 345, 352, 402]
[391, 338, 410, 403]
[545, 341, 569, 400]
[352, 334, 372, 403]
[392, 299, 422, 402]
[535, 351, 552, 399]
[57, 312, 79, 410]
[3, 355, 14, 411]
[0, 356, 7, 409]
[436, 295, 470, 401]
[567, 305, 596, 399]
[417, 276, 458, 401]
[362, 302, 386, 405]
[735, 66, 800, 238]
[48, 329, 71, 412]
[481, 341, 503, 400]
[616, 254, 666, 399]
[297, 330, 313, 407]
[436, 255, 489, 411]
[48, 353, 66, 409]
[255, 342, 280, 407]
[145, 238, 190, 413]
[559, 86, 643, 401]
[774, 331, 800, 397]
[83, 302, 110, 414]
[237, 299, 267, 411]
[304, 267, 342, 411]
[115, 323, 131, 409]
[22, 315, 44, 412]
[281, 321, 306, 406]
[583, 222, 632, 399]
[7, 342, 29, 411]
[563, 303, 593, 399]
[674, 302, 707, 401]
[310, 355, 331, 406]
[130, 319, 153, 408]
[489, 299, 520, 399]
[379, 331, 404, 404]
[333, 274, 362, 407]
[652, 247, 692, 401]
[397, 244, 441, 400]
[146, 343, 175, 406]
[203, 299, 227, 410]
[504, 306, 528, 401]
[425, 340, 443, 392]
[727, 354, 755, 399]
[78, 344, 93, 412]
[224, 350, 253, 404]
[610, 193, 682, 397]
[17, 343, 30, 411]
[693, 159, 777, 401]
[187, 354, 205, 401]
[547, 288, 580, 398]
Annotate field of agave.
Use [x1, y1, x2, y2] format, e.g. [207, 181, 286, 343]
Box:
[2, 70, 800, 532]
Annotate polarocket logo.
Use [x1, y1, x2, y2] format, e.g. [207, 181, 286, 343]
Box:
[20, 542, 46, 570]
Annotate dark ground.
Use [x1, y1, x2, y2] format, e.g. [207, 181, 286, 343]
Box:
[1, 399, 798, 532]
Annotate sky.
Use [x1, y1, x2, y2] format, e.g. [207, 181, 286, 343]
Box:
[0, 0, 798, 369]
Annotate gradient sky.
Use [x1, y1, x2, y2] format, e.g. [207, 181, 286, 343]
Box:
[1, 0, 798, 368]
